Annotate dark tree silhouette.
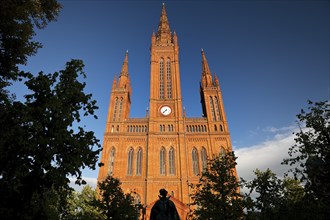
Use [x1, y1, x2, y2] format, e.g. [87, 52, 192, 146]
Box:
[96, 175, 140, 220]
[190, 151, 244, 220]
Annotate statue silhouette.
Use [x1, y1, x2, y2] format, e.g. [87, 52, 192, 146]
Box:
[150, 189, 180, 220]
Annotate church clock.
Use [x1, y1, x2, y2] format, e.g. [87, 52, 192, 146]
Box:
[160, 105, 171, 116]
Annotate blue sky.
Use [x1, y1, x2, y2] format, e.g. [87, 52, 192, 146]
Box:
[17, 0, 329, 186]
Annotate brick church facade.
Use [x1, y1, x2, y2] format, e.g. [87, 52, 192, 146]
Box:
[97, 4, 236, 219]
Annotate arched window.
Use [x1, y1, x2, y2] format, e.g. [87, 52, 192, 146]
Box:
[160, 59, 164, 99]
[220, 147, 226, 159]
[214, 124, 217, 131]
[136, 148, 142, 175]
[169, 147, 175, 175]
[220, 124, 223, 132]
[192, 148, 199, 175]
[209, 96, 216, 121]
[132, 193, 141, 205]
[118, 97, 123, 120]
[201, 147, 207, 171]
[160, 147, 166, 175]
[112, 97, 118, 121]
[127, 148, 134, 175]
[214, 96, 221, 121]
[108, 147, 115, 175]
[166, 59, 172, 99]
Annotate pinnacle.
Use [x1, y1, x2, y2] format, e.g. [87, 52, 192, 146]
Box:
[201, 49, 211, 75]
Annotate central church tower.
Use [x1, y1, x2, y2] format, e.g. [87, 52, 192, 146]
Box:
[98, 4, 235, 219]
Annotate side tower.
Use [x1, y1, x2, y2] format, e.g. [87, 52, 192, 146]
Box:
[200, 50, 229, 133]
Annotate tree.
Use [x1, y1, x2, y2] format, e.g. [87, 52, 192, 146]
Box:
[0, 60, 101, 219]
[0, 1, 102, 219]
[243, 169, 284, 219]
[63, 185, 100, 220]
[96, 175, 140, 220]
[283, 101, 330, 200]
[190, 151, 244, 220]
[282, 100, 330, 217]
[0, 0, 61, 81]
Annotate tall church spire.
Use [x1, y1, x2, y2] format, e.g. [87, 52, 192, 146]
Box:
[118, 51, 130, 89]
[201, 49, 213, 87]
[201, 49, 211, 76]
[156, 3, 172, 45]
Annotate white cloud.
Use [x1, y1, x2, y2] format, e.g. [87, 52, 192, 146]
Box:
[235, 126, 297, 182]
[262, 125, 296, 133]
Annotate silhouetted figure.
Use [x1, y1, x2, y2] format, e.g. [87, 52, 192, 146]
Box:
[150, 189, 180, 220]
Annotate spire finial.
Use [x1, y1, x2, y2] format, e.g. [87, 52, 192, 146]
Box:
[120, 51, 129, 77]
[201, 49, 211, 76]
[156, 2, 171, 44]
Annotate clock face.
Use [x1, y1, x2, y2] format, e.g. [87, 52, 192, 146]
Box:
[160, 106, 171, 116]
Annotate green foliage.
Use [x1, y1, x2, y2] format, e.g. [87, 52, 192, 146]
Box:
[96, 175, 140, 220]
[243, 169, 284, 219]
[63, 185, 100, 220]
[282, 100, 330, 217]
[190, 151, 244, 220]
[0, 60, 101, 219]
[281, 177, 305, 205]
[282, 101, 330, 203]
[0, 0, 61, 79]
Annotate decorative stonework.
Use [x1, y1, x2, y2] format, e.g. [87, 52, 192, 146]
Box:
[97, 4, 236, 220]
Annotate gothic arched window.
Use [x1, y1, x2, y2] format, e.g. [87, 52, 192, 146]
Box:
[132, 193, 141, 205]
[220, 146, 226, 159]
[214, 96, 222, 121]
[136, 148, 142, 175]
[112, 97, 118, 121]
[108, 147, 115, 175]
[118, 97, 123, 120]
[166, 58, 172, 99]
[169, 147, 175, 175]
[220, 124, 223, 132]
[127, 148, 134, 175]
[159, 59, 164, 99]
[160, 147, 166, 175]
[192, 148, 199, 175]
[209, 96, 216, 121]
[201, 147, 207, 171]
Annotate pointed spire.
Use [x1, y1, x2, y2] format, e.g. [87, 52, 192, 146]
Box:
[201, 49, 213, 88]
[156, 3, 172, 44]
[201, 49, 211, 76]
[118, 51, 130, 89]
[214, 73, 220, 87]
[120, 50, 129, 77]
[112, 74, 117, 90]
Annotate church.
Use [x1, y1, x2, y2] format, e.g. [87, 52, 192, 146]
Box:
[97, 4, 236, 219]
